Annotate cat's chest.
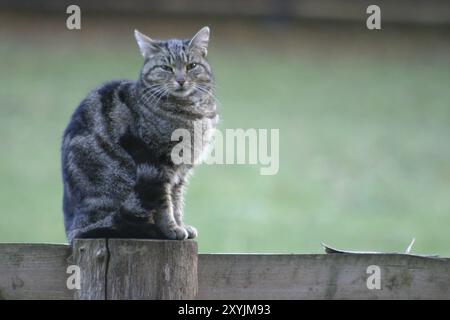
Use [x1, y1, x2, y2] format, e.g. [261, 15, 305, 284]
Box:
[145, 98, 216, 134]
[136, 110, 217, 165]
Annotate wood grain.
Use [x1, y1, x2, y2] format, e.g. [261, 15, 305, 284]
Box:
[106, 239, 198, 299]
[0, 243, 72, 300]
[1, 243, 449, 300]
[73, 239, 108, 300]
[197, 253, 450, 299]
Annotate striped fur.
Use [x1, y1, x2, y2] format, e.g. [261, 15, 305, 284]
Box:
[62, 28, 218, 243]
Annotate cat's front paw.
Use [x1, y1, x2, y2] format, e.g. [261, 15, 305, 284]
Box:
[162, 225, 189, 240]
[183, 225, 198, 239]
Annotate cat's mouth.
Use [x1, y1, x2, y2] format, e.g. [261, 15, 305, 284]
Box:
[171, 86, 193, 98]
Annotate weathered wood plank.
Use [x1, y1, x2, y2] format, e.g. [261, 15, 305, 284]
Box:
[106, 239, 197, 300]
[73, 239, 108, 300]
[0, 243, 72, 300]
[197, 253, 450, 299]
[1, 243, 449, 300]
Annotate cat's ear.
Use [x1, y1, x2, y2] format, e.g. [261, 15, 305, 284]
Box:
[189, 26, 210, 57]
[134, 29, 160, 58]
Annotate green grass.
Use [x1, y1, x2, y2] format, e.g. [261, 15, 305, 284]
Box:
[1, 37, 449, 256]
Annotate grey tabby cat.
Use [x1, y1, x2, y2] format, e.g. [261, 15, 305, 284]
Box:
[62, 27, 218, 244]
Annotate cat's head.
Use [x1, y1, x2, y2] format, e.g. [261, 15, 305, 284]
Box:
[135, 27, 213, 99]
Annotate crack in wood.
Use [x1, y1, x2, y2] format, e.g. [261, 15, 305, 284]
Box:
[104, 239, 110, 300]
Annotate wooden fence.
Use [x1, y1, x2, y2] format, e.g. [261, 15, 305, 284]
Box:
[0, 240, 449, 300]
[1, 0, 450, 25]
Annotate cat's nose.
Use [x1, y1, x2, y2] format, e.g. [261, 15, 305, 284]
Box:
[177, 79, 186, 87]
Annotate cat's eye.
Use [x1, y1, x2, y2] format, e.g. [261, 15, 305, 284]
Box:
[186, 63, 197, 71]
[160, 65, 173, 72]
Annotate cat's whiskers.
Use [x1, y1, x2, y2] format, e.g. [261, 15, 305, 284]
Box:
[138, 83, 164, 98]
[193, 83, 220, 106]
[136, 85, 160, 106]
[139, 85, 168, 107]
[153, 85, 169, 106]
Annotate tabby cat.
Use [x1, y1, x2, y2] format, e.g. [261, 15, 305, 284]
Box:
[61, 27, 218, 244]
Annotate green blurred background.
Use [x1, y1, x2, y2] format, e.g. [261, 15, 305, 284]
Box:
[0, 2, 449, 255]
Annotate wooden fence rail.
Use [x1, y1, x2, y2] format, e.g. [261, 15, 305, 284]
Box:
[1, 0, 450, 25]
[0, 240, 449, 300]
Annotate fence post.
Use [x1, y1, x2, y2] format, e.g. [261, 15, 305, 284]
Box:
[73, 239, 198, 300]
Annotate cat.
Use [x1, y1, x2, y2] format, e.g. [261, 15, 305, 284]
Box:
[61, 27, 218, 244]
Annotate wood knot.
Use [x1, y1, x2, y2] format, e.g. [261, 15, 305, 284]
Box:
[95, 249, 105, 260]
[11, 276, 24, 290]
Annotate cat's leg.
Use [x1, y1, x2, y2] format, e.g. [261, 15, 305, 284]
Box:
[172, 180, 198, 239]
[156, 184, 189, 240]
[135, 164, 188, 240]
